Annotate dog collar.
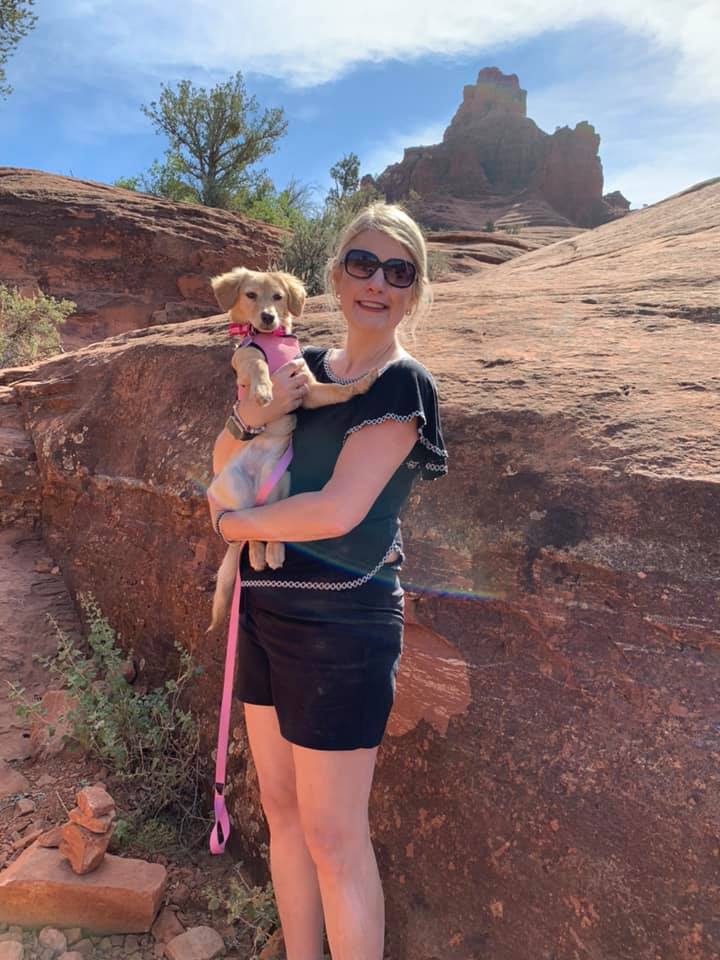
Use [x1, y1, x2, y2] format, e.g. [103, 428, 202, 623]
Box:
[228, 323, 289, 338]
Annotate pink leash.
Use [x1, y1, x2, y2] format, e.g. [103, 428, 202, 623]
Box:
[210, 440, 294, 854]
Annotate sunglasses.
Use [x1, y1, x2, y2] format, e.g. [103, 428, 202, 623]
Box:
[343, 248, 417, 289]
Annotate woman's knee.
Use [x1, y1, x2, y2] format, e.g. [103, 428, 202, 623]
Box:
[257, 777, 301, 828]
[300, 810, 371, 874]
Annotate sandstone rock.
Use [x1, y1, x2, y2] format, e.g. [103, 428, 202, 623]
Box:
[75, 785, 114, 820]
[38, 927, 67, 954]
[169, 882, 190, 906]
[14, 800, 34, 817]
[37, 827, 64, 848]
[59, 822, 113, 874]
[0, 942, 23, 960]
[28, 690, 76, 760]
[0, 763, 29, 799]
[2, 177, 719, 960]
[35, 774, 56, 788]
[65, 940, 91, 956]
[375, 66, 628, 228]
[10, 828, 43, 853]
[67, 806, 115, 835]
[164, 927, 225, 960]
[0, 169, 286, 350]
[151, 907, 185, 943]
[62, 929, 81, 946]
[0, 845, 166, 932]
[57, 953, 84, 960]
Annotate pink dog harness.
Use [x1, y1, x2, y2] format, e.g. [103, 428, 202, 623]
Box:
[210, 327, 299, 855]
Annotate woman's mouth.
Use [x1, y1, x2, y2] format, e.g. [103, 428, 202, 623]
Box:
[357, 300, 386, 312]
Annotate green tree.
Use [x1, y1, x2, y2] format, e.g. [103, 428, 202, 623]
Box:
[114, 151, 199, 204]
[0, 285, 74, 368]
[140, 72, 287, 209]
[0, 0, 37, 99]
[327, 152, 360, 206]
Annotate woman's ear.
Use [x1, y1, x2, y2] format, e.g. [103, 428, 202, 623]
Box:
[211, 268, 248, 312]
[278, 273, 307, 318]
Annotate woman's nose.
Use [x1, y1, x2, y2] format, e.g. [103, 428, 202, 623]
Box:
[365, 266, 386, 290]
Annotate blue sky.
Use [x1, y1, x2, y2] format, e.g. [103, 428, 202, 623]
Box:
[1, 0, 718, 210]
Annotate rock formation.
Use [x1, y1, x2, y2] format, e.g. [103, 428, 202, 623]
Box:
[372, 67, 630, 228]
[0, 168, 285, 351]
[0, 177, 718, 958]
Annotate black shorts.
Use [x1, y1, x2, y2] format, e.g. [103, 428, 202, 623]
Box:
[236, 576, 404, 751]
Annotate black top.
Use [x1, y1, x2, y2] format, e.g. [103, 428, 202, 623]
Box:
[239, 346, 447, 589]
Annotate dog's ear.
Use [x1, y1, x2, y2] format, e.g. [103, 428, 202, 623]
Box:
[277, 273, 306, 318]
[211, 268, 248, 312]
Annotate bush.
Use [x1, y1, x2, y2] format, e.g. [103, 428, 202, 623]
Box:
[483, 219, 495, 233]
[205, 865, 279, 959]
[0, 285, 75, 368]
[427, 249, 452, 281]
[8, 593, 207, 840]
[278, 186, 383, 296]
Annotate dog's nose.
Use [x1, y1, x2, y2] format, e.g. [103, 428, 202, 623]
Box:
[261, 311, 275, 324]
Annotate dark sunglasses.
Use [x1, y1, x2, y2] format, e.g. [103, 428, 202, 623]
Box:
[343, 248, 417, 288]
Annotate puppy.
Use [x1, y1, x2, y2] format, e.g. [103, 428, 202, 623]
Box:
[206, 267, 378, 632]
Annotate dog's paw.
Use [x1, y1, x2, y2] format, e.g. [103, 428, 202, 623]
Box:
[266, 542, 285, 570]
[253, 382, 274, 407]
[248, 540, 267, 571]
[353, 367, 379, 394]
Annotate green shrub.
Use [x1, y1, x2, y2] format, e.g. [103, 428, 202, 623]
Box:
[483, 219, 495, 233]
[0, 285, 75, 368]
[427, 249, 452, 280]
[205, 865, 279, 959]
[8, 592, 207, 840]
[278, 186, 383, 296]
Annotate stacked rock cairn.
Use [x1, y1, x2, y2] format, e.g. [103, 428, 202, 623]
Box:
[42, 785, 116, 874]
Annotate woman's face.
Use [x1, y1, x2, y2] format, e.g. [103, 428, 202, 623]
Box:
[333, 229, 417, 335]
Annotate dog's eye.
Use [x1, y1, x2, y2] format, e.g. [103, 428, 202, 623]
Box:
[272, 293, 283, 301]
[245, 291, 257, 300]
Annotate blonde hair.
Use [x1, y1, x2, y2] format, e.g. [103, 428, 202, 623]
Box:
[325, 202, 433, 337]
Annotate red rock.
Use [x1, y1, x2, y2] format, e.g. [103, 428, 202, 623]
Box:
[62, 929, 82, 946]
[13, 800, 35, 816]
[151, 907, 185, 943]
[37, 827, 63, 848]
[57, 953, 84, 960]
[374, 67, 627, 229]
[67, 807, 115, 835]
[1, 177, 719, 960]
[59, 822, 112, 875]
[0, 942, 23, 960]
[10, 828, 43, 852]
[75, 786, 114, 820]
[38, 927, 67, 954]
[66, 940, 92, 956]
[0, 169, 286, 351]
[164, 927, 225, 960]
[0, 844, 166, 933]
[0, 763, 29, 799]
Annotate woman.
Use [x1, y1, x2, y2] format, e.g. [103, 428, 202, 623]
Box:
[208, 202, 447, 960]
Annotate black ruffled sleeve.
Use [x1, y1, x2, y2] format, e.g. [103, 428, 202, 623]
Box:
[342, 358, 448, 481]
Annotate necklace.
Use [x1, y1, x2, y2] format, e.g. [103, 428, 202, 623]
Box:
[324, 345, 401, 385]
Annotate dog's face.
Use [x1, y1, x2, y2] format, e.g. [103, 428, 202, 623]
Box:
[211, 267, 306, 335]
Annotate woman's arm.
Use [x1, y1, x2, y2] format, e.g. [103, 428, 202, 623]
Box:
[209, 417, 418, 543]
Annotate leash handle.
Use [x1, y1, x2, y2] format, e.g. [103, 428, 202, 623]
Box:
[210, 440, 294, 854]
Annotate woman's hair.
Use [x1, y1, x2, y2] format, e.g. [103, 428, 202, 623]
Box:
[325, 201, 433, 336]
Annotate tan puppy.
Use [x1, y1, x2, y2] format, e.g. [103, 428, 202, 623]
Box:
[207, 267, 378, 632]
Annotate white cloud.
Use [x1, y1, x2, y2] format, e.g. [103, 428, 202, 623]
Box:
[27, 0, 720, 104]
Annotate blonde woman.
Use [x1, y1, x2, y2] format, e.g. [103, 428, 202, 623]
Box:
[208, 202, 447, 960]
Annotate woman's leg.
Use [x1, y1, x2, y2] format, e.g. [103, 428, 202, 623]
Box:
[293, 745, 383, 960]
[244, 704, 325, 960]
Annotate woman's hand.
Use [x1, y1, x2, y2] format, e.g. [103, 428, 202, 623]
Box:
[236, 358, 310, 428]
